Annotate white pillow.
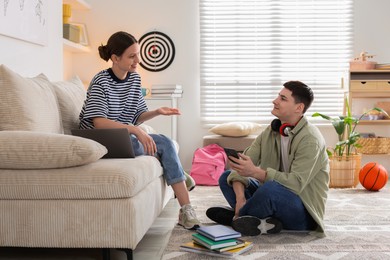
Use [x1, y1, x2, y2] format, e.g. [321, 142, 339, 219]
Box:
[0, 131, 107, 169]
[0, 65, 63, 133]
[209, 122, 261, 137]
[51, 76, 86, 135]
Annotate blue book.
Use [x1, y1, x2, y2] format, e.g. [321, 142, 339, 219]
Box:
[197, 224, 241, 241]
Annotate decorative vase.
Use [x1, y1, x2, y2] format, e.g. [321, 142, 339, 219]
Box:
[329, 154, 362, 188]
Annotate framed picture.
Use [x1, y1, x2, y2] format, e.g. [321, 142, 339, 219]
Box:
[71, 23, 89, 46]
[0, 0, 48, 45]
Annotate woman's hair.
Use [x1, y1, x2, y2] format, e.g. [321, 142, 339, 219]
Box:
[283, 81, 314, 114]
[98, 31, 138, 61]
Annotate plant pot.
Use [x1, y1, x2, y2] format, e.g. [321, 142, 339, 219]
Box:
[329, 154, 362, 188]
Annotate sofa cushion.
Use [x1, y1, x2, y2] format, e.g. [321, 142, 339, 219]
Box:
[0, 65, 63, 133]
[0, 131, 107, 169]
[0, 156, 163, 199]
[51, 76, 86, 135]
[203, 134, 257, 152]
[209, 122, 261, 137]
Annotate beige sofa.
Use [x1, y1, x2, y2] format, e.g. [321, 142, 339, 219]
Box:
[0, 65, 173, 260]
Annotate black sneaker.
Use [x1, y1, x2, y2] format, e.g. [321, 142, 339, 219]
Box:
[206, 206, 235, 226]
[232, 216, 282, 236]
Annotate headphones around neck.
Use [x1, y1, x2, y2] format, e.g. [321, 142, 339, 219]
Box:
[271, 119, 294, 137]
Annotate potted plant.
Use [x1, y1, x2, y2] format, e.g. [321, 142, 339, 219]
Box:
[312, 98, 388, 188]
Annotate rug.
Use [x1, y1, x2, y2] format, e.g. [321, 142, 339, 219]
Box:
[162, 185, 390, 259]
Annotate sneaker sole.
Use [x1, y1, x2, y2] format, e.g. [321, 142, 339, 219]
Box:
[232, 216, 282, 236]
[187, 185, 195, 192]
[206, 206, 235, 226]
[178, 222, 200, 230]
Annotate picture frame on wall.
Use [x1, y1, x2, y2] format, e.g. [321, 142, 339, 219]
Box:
[71, 23, 89, 46]
[0, 0, 48, 45]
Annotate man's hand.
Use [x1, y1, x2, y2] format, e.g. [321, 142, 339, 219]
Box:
[229, 153, 267, 182]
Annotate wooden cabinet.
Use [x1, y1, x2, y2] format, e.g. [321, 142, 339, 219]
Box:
[349, 70, 390, 125]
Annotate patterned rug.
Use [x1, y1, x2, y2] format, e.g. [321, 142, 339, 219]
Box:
[162, 185, 390, 259]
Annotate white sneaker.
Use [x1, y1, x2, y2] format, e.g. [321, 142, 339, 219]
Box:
[178, 204, 201, 230]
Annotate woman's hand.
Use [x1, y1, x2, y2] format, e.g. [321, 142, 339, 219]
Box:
[156, 107, 181, 116]
[134, 128, 157, 155]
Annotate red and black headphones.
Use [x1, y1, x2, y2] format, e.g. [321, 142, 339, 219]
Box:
[271, 119, 294, 137]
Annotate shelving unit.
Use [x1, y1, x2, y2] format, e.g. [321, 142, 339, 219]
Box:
[145, 96, 180, 141]
[349, 70, 390, 125]
[63, 0, 90, 53]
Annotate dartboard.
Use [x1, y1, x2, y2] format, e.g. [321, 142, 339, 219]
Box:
[139, 31, 175, 72]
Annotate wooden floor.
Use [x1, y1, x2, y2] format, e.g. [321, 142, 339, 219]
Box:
[0, 198, 180, 260]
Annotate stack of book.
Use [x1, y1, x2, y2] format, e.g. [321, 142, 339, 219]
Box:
[180, 224, 253, 258]
[151, 84, 183, 97]
[376, 63, 390, 70]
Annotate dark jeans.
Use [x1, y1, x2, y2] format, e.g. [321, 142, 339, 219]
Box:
[219, 170, 317, 231]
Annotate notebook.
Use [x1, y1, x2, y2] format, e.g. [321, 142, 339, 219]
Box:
[71, 128, 135, 158]
[197, 224, 241, 241]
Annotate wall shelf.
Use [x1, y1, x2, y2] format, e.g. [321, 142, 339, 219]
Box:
[63, 38, 90, 53]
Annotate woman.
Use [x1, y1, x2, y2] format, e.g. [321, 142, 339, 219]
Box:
[79, 31, 200, 230]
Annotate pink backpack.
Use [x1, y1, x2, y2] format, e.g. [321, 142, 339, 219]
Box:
[189, 144, 227, 186]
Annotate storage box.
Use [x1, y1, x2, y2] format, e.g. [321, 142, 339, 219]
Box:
[63, 24, 80, 43]
[349, 61, 377, 71]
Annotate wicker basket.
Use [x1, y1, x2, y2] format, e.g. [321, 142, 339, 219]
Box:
[356, 137, 390, 154]
[329, 154, 361, 188]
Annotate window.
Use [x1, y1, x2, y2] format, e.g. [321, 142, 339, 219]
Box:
[200, 0, 353, 125]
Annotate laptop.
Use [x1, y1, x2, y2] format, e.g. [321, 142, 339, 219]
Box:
[71, 128, 135, 158]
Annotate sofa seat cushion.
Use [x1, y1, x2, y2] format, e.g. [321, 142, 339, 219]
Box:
[0, 156, 163, 200]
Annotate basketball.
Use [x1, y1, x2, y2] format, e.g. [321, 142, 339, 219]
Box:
[359, 162, 388, 191]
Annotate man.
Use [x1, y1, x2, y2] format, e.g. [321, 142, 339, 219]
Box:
[206, 81, 329, 237]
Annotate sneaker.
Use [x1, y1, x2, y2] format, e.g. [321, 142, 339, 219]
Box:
[184, 171, 196, 191]
[231, 216, 282, 236]
[178, 204, 201, 230]
[206, 206, 235, 226]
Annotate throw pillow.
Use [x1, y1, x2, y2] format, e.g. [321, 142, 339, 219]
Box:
[0, 131, 107, 169]
[51, 76, 87, 134]
[138, 123, 157, 134]
[0, 65, 63, 133]
[209, 122, 261, 137]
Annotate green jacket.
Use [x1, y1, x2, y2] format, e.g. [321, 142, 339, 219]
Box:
[227, 116, 329, 237]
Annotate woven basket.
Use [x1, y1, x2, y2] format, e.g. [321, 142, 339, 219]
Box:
[329, 154, 361, 188]
[356, 137, 390, 154]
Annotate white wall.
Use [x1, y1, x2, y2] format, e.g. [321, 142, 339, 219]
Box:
[353, 0, 390, 63]
[67, 0, 390, 170]
[0, 0, 63, 80]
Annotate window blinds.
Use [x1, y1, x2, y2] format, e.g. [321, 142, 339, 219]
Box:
[200, 0, 353, 125]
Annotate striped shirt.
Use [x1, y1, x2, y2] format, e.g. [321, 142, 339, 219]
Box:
[79, 68, 148, 129]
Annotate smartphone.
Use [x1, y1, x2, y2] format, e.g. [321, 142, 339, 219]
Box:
[224, 148, 240, 161]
